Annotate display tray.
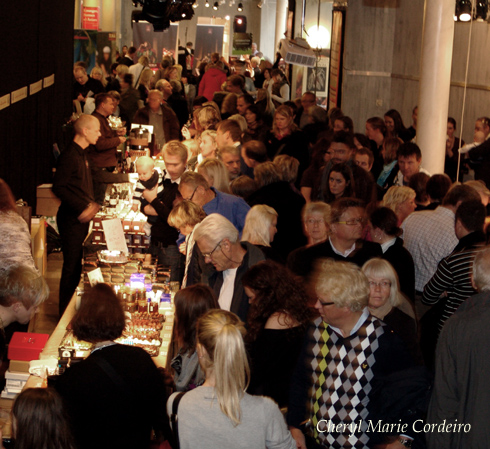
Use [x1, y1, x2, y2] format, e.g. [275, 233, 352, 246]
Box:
[97, 250, 128, 264]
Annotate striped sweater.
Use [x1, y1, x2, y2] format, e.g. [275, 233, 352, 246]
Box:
[422, 231, 486, 332]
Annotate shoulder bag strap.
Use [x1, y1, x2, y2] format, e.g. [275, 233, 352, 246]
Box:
[170, 391, 187, 449]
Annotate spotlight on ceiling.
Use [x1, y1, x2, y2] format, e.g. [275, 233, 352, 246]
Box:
[475, 0, 489, 21]
[238, 2, 243, 11]
[192, 1, 198, 7]
[213, 1, 219, 9]
[257, 0, 263, 8]
[205, 0, 210, 6]
[455, 0, 472, 21]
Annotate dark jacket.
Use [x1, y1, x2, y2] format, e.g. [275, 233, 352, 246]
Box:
[208, 242, 265, 322]
[248, 181, 307, 259]
[288, 238, 383, 278]
[383, 237, 416, 302]
[133, 104, 181, 155]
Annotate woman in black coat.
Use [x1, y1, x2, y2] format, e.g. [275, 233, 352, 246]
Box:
[368, 207, 416, 303]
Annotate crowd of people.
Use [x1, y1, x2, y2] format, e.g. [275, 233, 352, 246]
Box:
[2, 46, 490, 448]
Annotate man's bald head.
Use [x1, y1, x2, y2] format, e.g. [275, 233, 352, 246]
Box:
[74, 114, 98, 135]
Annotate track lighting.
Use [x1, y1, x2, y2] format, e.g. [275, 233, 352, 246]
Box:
[213, 1, 219, 9]
[238, 2, 243, 11]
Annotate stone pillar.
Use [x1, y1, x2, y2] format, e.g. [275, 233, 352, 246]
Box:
[417, 0, 455, 174]
[275, 0, 288, 54]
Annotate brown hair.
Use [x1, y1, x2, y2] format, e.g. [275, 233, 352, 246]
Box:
[174, 284, 219, 352]
[217, 119, 242, 143]
[13, 388, 76, 449]
[72, 283, 125, 343]
[242, 261, 311, 342]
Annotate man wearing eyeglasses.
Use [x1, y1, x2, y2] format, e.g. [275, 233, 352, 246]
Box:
[178, 171, 250, 235]
[193, 214, 264, 321]
[288, 260, 418, 449]
[287, 198, 382, 278]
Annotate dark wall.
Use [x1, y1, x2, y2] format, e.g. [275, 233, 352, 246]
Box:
[0, 0, 75, 208]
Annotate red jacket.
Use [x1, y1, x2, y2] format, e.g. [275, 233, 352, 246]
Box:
[198, 67, 227, 101]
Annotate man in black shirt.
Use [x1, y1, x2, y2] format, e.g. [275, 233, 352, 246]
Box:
[53, 115, 101, 315]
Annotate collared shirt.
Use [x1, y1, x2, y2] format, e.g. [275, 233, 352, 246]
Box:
[394, 166, 431, 186]
[402, 206, 458, 291]
[329, 237, 356, 257]
[381, 237, 397, 253]
[328, 307, 370, 337]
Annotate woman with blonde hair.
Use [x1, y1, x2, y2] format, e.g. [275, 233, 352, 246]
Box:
[167, 309, 296, 449]
[197, 104, 221, 132]
[168, 200, 207, 288]
[137, 67, 153, 105]
[197, 158, 231, 193]
[382, 185, 416, 224]
[90, 66, 106, 87]
[241, 205, 282, 262]
[362, 258, 420, 362]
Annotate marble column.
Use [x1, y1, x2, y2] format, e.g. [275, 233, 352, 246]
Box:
[417, 0, 455, 174]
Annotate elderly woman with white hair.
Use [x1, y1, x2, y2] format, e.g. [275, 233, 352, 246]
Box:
[241, 205, 283, 263]
[362, 258, 420, 362]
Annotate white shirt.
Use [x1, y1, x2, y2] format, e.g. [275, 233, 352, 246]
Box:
[218, 268, 238, 311]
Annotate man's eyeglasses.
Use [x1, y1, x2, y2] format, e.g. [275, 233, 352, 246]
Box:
[183, 186, 198, 201]
[202, 240, 222, 259]
[336, 218, 365, 226]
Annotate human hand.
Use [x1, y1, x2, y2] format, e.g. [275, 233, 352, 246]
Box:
[290, 428, 307, 449]
[119, 136, 127, 144]
[78, 202, 100, 223]
[77, 94, 85, 102]
[131, 203, 139, 212]
[142, 186, 157, 202]
[181, 126, 191, 140]
[179, 241, 186, 255]
[116, 127, 126, 136]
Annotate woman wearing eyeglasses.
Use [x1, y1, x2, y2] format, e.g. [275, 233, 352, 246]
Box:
[362, 258, 420, 363]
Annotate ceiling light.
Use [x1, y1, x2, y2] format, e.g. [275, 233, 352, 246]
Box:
[193, 1, 198, 7]
[475, 0, 489, 21]
[225, 15, 230, 20]
[238, 2, 243, 11]
[456, 0, 472, 21]
[257, 1, 263, 8]
[205, 0, 210, 7]
[213, 1, 219, 9]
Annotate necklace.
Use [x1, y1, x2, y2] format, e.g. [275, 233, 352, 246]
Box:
[91, 341, 117, 354]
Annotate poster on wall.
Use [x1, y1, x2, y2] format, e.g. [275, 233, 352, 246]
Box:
[96, 32, 117, 79]
[82, 6, 99, 30]
[232, 33, 253, 56]
[302, 57, 329, 102]
[74, 31, 117, 78]
[74, 30, 98, 72]
[195, 24, 224, 61]
[133, 22, 179, 67]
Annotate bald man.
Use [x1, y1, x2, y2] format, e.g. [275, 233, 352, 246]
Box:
[53, 114, 101, 315]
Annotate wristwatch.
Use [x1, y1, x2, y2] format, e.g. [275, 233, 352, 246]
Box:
[398, 438, 413, 448]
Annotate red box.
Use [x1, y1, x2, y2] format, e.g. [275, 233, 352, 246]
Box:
[8, 332, 50, 361]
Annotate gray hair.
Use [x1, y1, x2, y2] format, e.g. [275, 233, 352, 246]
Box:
[194, 214, 239, 246]
[0, 265, 49, 309]
[361, 258, 403, 307]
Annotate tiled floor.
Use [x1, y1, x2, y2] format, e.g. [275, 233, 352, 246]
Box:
[30, 253, 62, 336]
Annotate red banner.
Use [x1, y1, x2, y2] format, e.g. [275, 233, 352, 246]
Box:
[82, 6, 99, 30]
